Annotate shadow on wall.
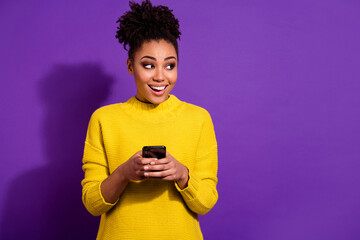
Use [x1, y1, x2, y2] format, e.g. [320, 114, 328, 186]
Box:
[1, 63, 115, 239]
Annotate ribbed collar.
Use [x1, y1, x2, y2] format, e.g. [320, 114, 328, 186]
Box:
[121, 95, 184, 123]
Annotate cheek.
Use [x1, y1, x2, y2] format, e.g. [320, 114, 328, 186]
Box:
[167, 71, 178, 84]
[134, 70, 151, 83]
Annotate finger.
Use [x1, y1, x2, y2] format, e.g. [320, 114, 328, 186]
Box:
[144, 169, 173, 178]
[144, 164, 169, 171]
[135, 169, 146, 177]
[149, 158, 169, 165]
[138, 157, 157, 165]
[160, 175, 177, 181]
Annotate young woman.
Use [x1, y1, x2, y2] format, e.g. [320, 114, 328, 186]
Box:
[81, 1, 218, 239]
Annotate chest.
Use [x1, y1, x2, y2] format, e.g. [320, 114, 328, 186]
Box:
[101, 115, 203, 173]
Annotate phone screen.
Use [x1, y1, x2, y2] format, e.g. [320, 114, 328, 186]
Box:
[142, 146, 166, 159]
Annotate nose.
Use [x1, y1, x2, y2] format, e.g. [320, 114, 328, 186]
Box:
[153, 68, 165, 82]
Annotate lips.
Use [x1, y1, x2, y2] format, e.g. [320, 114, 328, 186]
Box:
[148, 84, 168, 97]
[148, 85, 167, 91]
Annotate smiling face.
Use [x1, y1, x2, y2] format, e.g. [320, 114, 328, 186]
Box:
[127, 39, 178, 104]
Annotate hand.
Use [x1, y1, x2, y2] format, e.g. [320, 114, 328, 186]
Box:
[120, 151, 157, 181]
[143, 152, 189, 189]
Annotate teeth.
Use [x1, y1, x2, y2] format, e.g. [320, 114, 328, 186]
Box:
[150, 86, 166, 91]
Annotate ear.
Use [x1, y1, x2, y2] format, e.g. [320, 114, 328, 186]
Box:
[127, 58, 134, 75]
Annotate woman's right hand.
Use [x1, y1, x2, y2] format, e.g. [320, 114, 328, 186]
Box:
[100, 151, 156, 203]
[119, 151, 157, 181]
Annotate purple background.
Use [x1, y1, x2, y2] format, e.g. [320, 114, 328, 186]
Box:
[1, 0, 360, 239]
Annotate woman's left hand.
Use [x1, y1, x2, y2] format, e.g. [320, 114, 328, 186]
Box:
[143, 152, 189, 189]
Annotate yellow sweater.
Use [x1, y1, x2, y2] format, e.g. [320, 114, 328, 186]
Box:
[81, 95, 218, 240]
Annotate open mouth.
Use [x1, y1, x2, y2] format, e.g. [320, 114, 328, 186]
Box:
[148, 85, 167, 92]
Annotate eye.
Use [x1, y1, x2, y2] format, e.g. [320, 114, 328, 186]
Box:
[166, 63, 176, 70]
[143, 64, 154, 69]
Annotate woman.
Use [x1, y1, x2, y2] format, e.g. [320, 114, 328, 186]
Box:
[81, 1, 218, 239]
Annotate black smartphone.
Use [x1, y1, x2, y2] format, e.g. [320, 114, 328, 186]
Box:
[142, 146, 166, 159]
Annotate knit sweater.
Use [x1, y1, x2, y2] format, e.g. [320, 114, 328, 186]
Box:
[81, 95, 218, 240]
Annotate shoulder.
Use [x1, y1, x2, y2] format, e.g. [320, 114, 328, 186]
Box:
[89, 103, 123, 122]
[180, 100, 213, 123]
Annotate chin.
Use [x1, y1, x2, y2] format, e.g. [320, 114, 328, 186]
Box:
[147, 95, 169, 104]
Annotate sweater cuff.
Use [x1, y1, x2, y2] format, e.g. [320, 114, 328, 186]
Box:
[88, 180, 118, 215]
[175, 170, 200, 201]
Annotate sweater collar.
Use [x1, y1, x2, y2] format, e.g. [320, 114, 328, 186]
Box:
[122, 94, 184, 122]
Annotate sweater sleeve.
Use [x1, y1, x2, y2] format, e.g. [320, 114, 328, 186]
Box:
[175, 111, 218, 215]
[81, 111, 118, 216]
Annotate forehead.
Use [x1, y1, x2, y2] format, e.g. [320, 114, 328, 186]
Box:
[135, 39, 177, 60]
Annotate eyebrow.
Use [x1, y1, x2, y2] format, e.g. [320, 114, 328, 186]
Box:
[140, 56, 177, 61]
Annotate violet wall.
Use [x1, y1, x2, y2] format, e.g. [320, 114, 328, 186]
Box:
[1, 0, 359, 239]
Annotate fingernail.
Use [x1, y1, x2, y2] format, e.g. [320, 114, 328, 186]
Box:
[144, 172, 149, 177]
[144, 166, 149, 170]
[150, 162, 155, 165]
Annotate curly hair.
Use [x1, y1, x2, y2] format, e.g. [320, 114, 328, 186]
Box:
[116, 0, 181, 60]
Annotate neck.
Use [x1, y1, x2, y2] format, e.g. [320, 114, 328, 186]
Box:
[122, 94, 183, 123]
[135, 95, 170, 105]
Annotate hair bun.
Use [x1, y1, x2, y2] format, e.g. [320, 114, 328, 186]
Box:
[116, 0, 181, 58]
